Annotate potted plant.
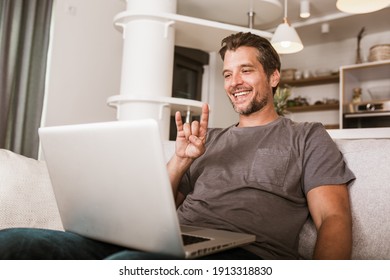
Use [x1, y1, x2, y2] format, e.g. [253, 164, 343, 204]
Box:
[273, 86, 291, 116]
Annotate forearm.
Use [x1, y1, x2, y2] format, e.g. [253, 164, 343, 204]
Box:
[313, 215, 352, 259]
[167, 154, 194, 205]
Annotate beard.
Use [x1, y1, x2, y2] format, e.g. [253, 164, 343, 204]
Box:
[230, 95, 268, 116]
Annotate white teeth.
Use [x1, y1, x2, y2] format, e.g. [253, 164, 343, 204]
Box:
[234, 91, 250, 97]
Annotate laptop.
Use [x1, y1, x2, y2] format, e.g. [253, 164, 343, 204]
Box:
[38, 119, 255, 259]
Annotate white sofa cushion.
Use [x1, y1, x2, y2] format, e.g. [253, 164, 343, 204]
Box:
[0, 149, 63, 231]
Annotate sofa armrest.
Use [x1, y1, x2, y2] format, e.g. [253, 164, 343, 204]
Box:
[0, 149, 63, 231]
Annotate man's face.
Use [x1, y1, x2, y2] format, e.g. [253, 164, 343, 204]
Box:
[222, 46, 277, 115]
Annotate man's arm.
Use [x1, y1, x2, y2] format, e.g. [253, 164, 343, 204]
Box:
[167, 104, 209, 207]
[307, 184, 352, 259]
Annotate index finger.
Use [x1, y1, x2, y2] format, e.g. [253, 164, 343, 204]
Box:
[199, 103, 209, 139]
[175, 111, 184, 133]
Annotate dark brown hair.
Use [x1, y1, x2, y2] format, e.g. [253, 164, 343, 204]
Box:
[219, 32, 281, 80]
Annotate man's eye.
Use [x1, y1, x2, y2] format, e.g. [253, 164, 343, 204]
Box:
[224, 74, 231, 79]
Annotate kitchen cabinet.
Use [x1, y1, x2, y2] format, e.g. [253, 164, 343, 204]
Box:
[339, 60, 390, 128]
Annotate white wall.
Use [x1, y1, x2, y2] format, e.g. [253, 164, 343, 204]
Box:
[41, 0, 125, 127]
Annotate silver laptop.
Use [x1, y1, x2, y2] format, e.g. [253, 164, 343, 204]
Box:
[38, 119, 255, 259]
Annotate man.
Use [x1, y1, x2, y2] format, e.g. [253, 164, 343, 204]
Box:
[0, 32, 354, 260]
[168, 32, 354, 259]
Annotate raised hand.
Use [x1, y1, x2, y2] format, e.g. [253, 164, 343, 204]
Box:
[175, 103, 209, 160]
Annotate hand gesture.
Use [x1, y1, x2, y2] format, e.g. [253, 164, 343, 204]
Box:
[175, 104, 209, 160]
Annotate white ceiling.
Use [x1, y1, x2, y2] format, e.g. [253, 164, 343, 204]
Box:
[176, 0, 390, 46]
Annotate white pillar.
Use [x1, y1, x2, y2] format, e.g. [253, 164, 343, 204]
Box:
[113, 0, 177, 139]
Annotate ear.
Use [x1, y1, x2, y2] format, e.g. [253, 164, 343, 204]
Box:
[270, 70, 280, 87]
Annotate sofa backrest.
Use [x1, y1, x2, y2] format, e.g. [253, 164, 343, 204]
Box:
[298, 138, 390, 259]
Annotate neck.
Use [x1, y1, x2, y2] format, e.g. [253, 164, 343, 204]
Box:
[237, 106, 279, 128]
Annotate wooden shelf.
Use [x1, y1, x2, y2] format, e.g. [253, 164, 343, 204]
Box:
[280, 74, 339, 87]
[280, 74, 340, 114]
[324, 124, 340, 129]
[287, 104, 339, 113]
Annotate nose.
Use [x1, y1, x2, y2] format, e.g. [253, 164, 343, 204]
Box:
[230, 72, 243, 87]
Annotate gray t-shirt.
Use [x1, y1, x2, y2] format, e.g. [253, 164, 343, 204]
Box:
[177, 117, 355, 259]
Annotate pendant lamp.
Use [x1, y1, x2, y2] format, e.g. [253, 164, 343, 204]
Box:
[271, 0, 304, 54]
[336, 0, 390, 14]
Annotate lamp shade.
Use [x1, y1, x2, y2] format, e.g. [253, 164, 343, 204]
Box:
[336, 0, 390, 14]
[271, 22, 303, 54]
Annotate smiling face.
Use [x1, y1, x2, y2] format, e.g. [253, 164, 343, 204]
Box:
[222, 46, 279, 116]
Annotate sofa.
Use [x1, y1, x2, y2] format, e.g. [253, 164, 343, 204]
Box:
[0, 127, 389, 259]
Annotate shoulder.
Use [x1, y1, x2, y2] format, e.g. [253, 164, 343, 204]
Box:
[280, 117, 324, 133]
[280, 118, 330, 141]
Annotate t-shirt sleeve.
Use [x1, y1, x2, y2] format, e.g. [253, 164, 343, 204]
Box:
[302, 123, 355, 194]
[178, 170, 192, 197]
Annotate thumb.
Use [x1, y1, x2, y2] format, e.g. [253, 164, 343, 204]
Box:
[189, 135, 203, 146]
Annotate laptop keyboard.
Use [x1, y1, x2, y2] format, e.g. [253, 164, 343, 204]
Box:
[182, 234, 211, 245]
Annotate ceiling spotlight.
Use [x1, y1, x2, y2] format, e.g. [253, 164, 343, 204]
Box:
[321, 23, 330, 34]
[300, 0, 310, 18]
[336, 0, 390, 14]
